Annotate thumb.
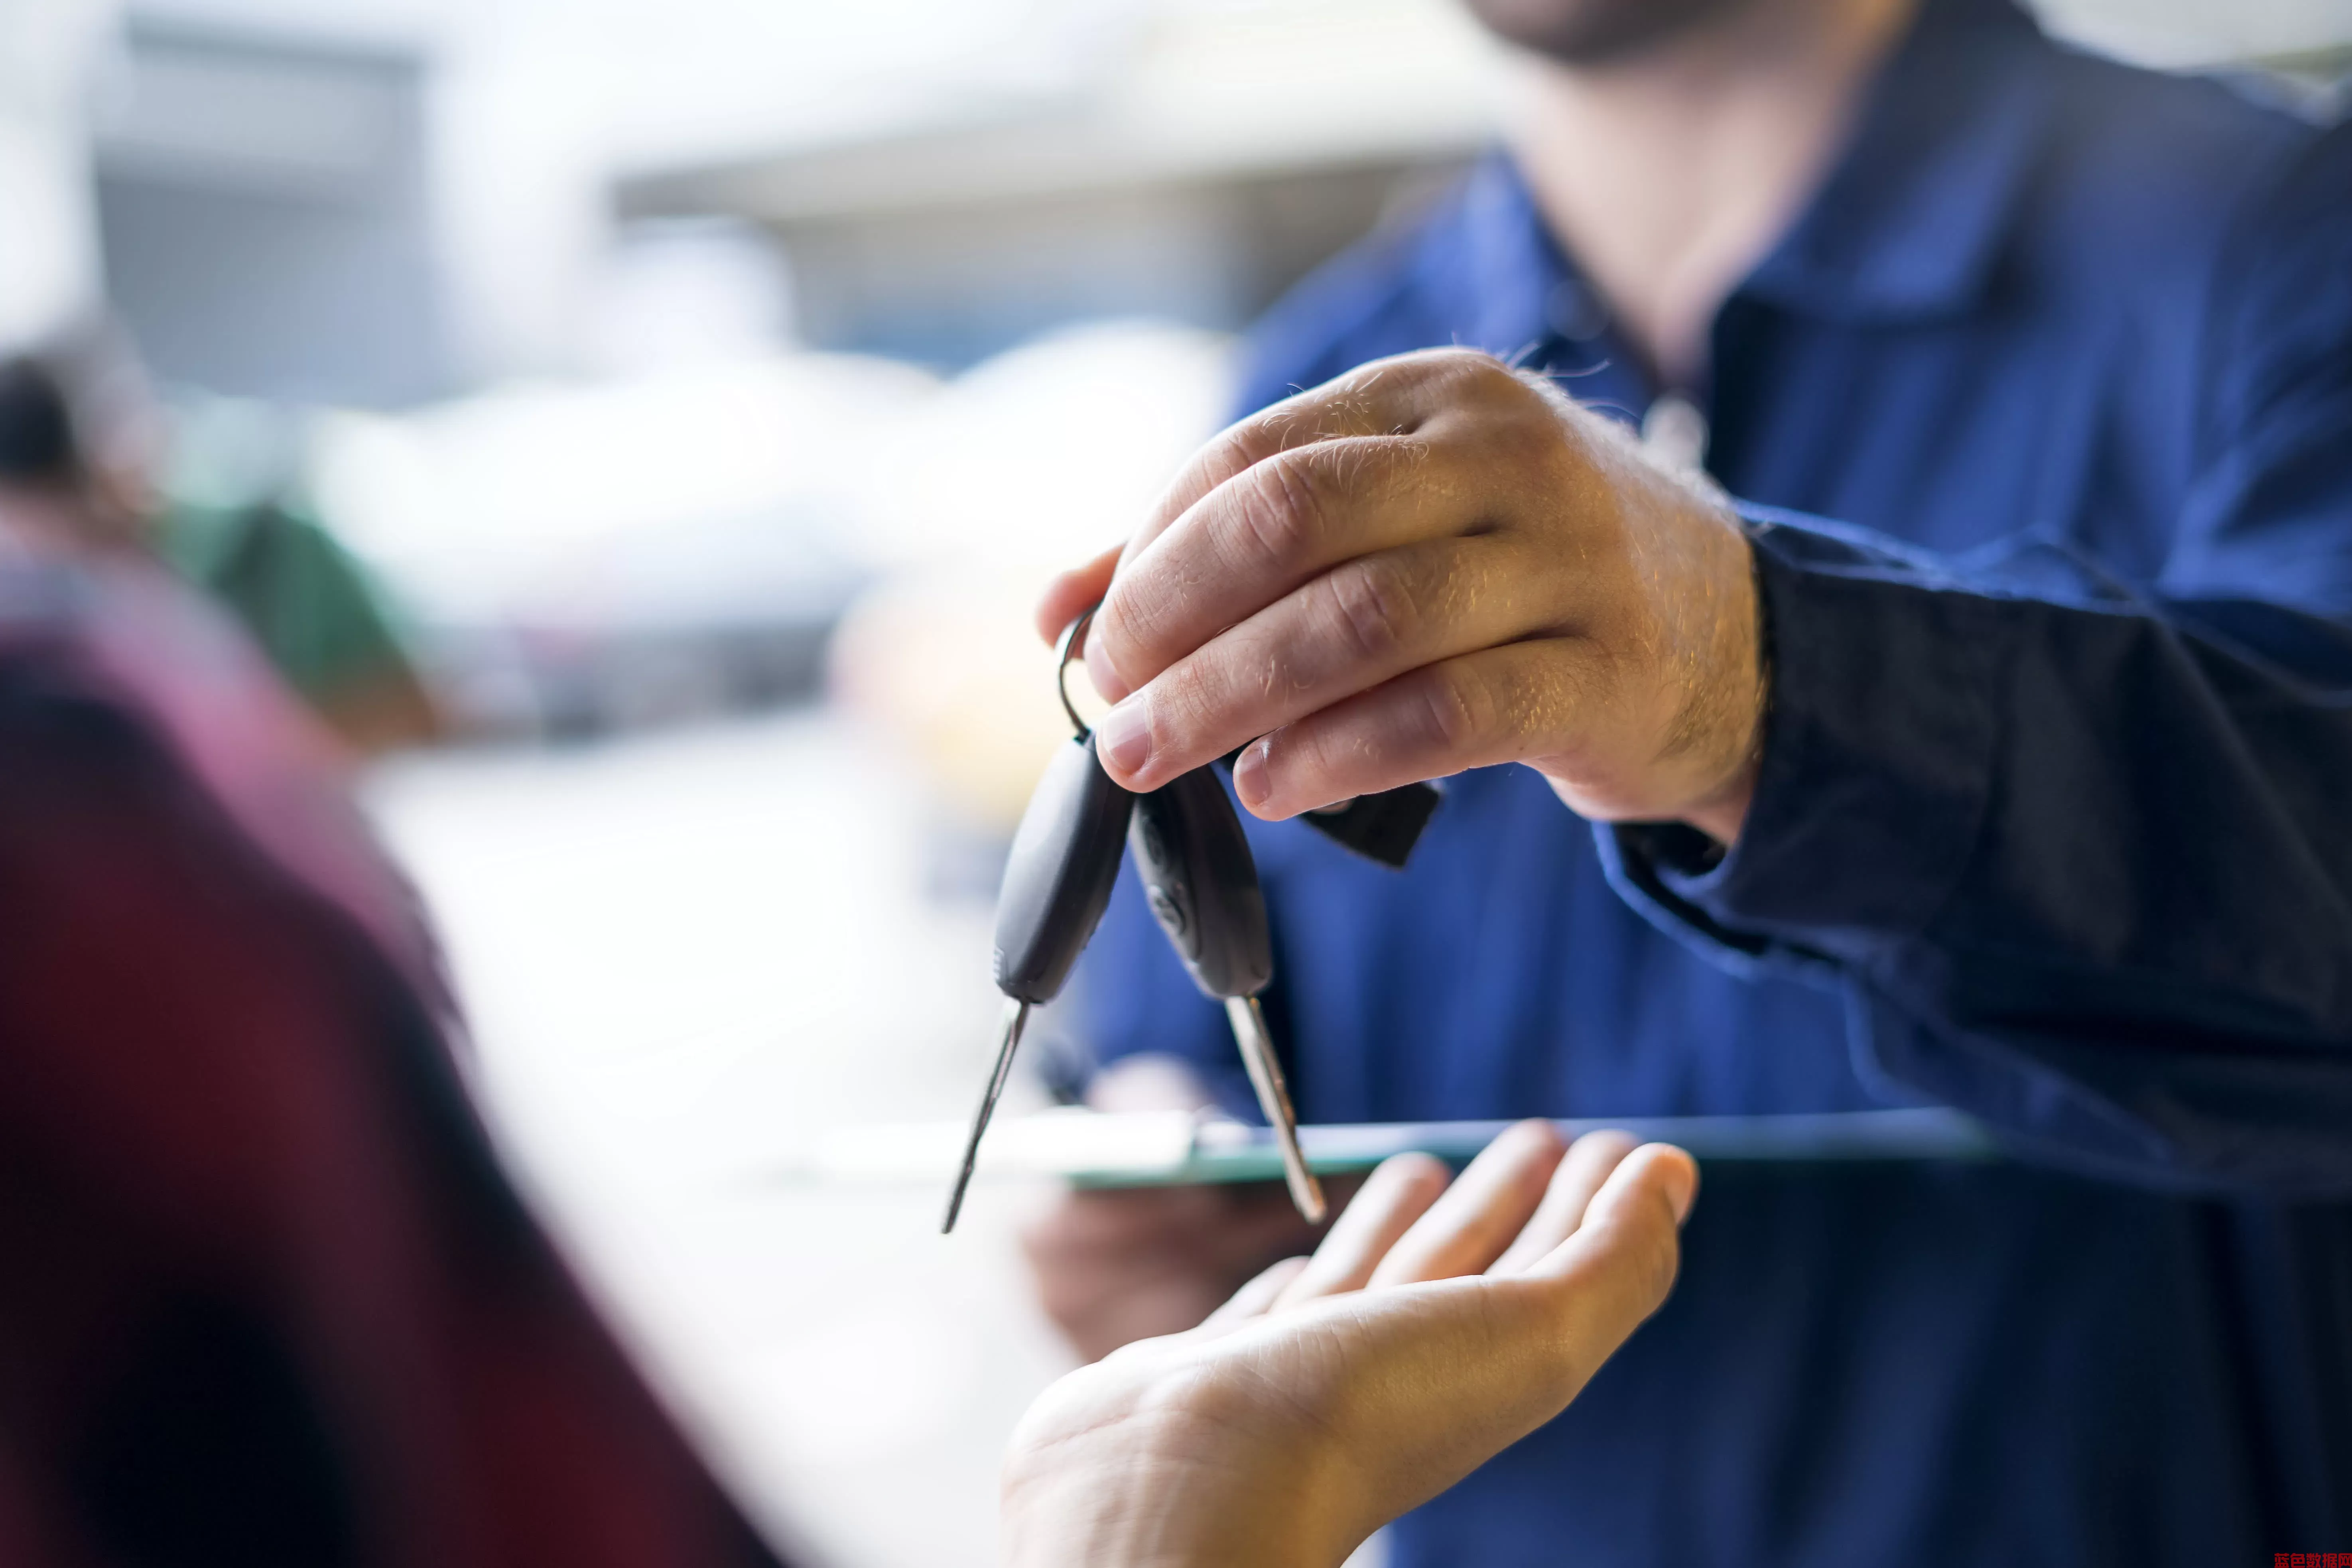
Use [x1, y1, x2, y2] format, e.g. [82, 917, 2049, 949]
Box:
[1035, 544, 1123, 647]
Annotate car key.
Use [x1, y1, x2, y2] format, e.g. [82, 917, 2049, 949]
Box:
[942, 616, 1135, 1233]
[1129, 768, 1327, 1224]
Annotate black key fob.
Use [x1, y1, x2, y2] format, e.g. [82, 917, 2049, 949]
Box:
[993, 733, 1135, 1005]
[1129, 766, 1273, 1000]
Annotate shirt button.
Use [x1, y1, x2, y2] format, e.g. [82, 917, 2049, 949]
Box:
[1641, 394, 1710, 472]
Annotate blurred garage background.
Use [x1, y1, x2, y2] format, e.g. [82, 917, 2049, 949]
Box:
[3, 1, 2345, 1562]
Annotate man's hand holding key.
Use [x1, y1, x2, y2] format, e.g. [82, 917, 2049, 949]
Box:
[1037, 347, 1768, 845]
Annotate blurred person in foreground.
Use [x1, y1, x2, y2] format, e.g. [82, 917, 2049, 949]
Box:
[1028, 0, 2352, 1561]
[1, 343, 440, 756]
[0, 355, 1698, 1565]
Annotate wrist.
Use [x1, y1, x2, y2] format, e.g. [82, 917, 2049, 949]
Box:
[1668, 521, 1767, 845]
[1544, 504, 1765, 840]
[1001, 1363, 1357, 1568]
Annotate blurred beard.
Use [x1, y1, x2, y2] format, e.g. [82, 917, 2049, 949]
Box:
[1463, 0, 1765, 65]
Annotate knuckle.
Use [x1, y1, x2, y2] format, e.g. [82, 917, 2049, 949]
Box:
[1321, 555, 1423, 666]
[1487, 402, 1566, 466]
[1247, 401, 1312, 456]
[1095, 590, 1169, 681]
[1148, 658, 1222, 751]
[1233, 451, 1328, 571]
[1272, 724, 1362, 813]
[1416, 344, 1499, 380]
[1418, 663, 1497, 755]
[1434, 347, 1515, 402]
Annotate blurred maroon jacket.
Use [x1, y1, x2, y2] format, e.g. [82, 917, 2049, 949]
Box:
[0, 534, 785, 1568]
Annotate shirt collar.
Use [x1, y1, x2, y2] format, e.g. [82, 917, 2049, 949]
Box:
[1448, 156, 1578, 362]
[1445, 0, 2060, 345]
[1440, 158, 1651, 419]
[1739, 0, 2058, 321]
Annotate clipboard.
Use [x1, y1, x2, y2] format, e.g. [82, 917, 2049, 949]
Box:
[772, 1105, 1996, 1191]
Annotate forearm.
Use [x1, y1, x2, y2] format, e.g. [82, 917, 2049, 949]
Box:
[1612, 510, 2352, 1190]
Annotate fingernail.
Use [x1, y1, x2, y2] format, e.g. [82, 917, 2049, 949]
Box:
[1085, 635, 1131, 705]
[1233, 739, 1272, 810]
[1094, 697, 1152, 780]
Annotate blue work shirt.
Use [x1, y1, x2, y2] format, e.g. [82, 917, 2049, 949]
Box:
[1070, 0, 2352, 1562]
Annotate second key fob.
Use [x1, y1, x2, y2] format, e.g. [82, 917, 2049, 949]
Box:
[1130, 766, 1273, 1000]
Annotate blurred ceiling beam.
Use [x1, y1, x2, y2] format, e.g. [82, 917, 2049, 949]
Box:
[621, 1, 1500, 225]
[90, 0, 2346, 385]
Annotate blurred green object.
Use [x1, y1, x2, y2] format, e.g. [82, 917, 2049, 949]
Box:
[159, 495, 440, 753]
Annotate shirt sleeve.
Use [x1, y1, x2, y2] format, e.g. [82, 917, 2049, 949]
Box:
[1605, 123, 2352, 1197]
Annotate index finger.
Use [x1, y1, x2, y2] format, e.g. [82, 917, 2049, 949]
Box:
[1079, 353, 1465, 701]
[1130, 360, 1417, 565]
[1036, 542, 1123, 648]
[1031, 397, 1374, 663]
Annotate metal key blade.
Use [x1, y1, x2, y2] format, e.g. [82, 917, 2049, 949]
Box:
[942, 998, 1030, 1233]
[1225, 995, 1325, 1223]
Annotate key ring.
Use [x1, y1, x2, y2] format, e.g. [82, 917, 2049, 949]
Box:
[1056, 604, 1099, 739]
